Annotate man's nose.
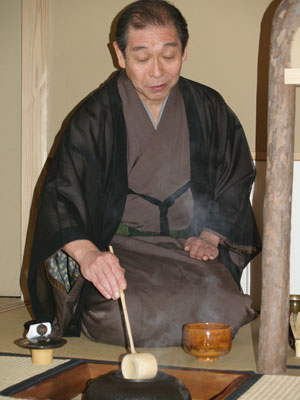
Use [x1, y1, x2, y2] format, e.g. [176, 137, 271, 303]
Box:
[149, 58, 164, 78]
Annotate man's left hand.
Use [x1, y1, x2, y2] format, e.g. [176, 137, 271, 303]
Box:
[184, 231, 220, 261]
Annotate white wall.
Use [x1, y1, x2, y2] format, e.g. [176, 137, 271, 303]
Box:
[290, 162, 300, 294]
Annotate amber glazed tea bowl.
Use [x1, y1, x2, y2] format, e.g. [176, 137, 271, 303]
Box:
[183, 323, 232, 362]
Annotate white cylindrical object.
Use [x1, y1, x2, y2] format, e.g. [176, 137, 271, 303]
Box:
[31, 349, 54, 365]
[295, 339, 300, 357]
[121, 353, 158, 380]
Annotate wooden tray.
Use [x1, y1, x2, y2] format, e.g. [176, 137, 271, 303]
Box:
[11, 361, 252, 400]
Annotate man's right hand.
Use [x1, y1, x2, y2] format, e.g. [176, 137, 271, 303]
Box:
[62, 240, 126, 300]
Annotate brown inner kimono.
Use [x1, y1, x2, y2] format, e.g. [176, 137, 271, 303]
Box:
[79, 72, 256, 347]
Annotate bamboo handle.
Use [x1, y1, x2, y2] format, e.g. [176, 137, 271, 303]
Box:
[120, 289, 136, 354]
[108, 246, 136, 354]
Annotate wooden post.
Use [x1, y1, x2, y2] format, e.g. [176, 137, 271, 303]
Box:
[257, 0, 300, 374]
[22, 0, 48, 257]
[21, 0, 48, 302]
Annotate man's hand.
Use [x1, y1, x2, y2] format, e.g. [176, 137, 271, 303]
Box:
[184, 231, 220, 261]
[63, 240, 126, 300]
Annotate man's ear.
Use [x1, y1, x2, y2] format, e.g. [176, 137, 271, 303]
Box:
[113, 41, 126, 69]
[182, 39, 188, 62]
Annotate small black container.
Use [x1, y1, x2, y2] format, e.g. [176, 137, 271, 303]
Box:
[84, 370, 191, 400]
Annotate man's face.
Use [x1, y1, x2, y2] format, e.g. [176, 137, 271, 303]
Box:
[114, 24, 187, 107]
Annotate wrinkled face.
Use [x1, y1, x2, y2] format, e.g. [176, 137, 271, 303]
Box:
[113, 24, 187, 107]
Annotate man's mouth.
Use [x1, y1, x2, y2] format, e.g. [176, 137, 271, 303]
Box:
[149, 83, 167, 91]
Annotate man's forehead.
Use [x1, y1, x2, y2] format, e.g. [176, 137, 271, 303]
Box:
[126, 24, 180, 49]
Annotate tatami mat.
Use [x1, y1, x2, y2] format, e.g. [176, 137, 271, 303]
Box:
[0, 298, 24, 313]
[0, 297, 21, 306]
[237, 375, 300, 400]
[1, 304, 300, 374]
[0, 355, 71, 392]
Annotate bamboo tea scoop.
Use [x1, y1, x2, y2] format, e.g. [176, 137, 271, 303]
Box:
[109, 246, 158, 380]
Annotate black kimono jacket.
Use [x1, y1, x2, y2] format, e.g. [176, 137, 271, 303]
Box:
[28, 71, 261, 334]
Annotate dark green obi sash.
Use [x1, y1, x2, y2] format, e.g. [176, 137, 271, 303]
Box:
[116, 222, 188, 239]
[120, 182, 191, 239]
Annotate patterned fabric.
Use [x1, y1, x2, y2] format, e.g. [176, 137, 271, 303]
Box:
[47, 250, 80, 293]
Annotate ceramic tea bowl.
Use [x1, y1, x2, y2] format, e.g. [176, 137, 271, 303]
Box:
[183, 322, 232, 362]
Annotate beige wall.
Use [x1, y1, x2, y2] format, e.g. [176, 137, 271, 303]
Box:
[49, 0, 296, 154]
[0, 0, 21, 296]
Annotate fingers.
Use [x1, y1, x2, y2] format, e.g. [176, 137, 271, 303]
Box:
[184, 236, 194, 250]
[80, 251, 127, 300]
[102, 254, 127, 298]
[184, 237, 219, 261]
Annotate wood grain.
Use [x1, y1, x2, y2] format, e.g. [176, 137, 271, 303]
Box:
[21, 0, 48, 260]
[258, 0, 300, 374]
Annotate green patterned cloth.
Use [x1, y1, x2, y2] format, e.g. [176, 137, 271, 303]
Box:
[47, 250, 80, 292]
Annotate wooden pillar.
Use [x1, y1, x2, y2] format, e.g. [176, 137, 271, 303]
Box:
[257, 0, 300, 374]
[21, 0, 48, 301]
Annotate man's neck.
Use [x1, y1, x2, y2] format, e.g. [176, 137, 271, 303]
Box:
[138, 96, 166, 127]
[145, 102, 163, 126]
[139, 94, 171, 130]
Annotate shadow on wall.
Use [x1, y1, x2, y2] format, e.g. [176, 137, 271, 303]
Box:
[251, 162, 266, 312]
[251, 0, 282, 312]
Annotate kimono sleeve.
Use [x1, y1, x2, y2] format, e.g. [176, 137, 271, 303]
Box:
[28, 92, 109, 322]
[203, 100, 261, 264]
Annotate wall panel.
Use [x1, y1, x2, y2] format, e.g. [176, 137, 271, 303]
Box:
[0, 0, 21, 296]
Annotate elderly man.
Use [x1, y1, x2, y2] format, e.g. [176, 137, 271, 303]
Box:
[28, 0, 261, 347]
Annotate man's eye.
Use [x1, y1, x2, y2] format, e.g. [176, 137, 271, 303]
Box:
[137, 58, 148, 63]
[164, 55, 175, 60]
